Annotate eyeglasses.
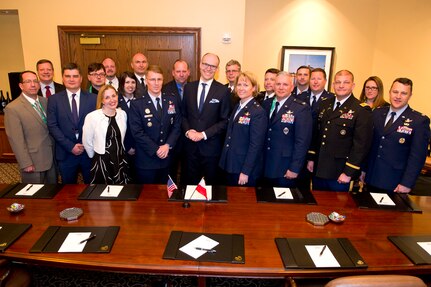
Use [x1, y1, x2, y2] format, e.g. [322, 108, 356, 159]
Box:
[365, 86, 378, 91]
[202, 62, 218, 70]
[89, 73, 106, 77]
[22, 79, 39, 84]
[226, 69, 239, 73]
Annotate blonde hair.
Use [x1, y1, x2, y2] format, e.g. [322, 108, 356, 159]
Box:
[234, 71, 259, 97]
[96, 84, 117, 109]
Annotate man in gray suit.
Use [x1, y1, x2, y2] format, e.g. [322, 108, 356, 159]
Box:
[4, 71, 56, 183]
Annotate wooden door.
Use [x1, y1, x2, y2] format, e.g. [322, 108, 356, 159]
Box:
[58, 26, 201, 89]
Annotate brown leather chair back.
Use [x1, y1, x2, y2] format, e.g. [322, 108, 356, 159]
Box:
[324, 275, 426, 287]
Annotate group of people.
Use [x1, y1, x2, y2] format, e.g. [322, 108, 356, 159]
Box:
[4, 52, 430, 194]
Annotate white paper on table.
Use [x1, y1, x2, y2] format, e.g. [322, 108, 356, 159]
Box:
[305, 245, 340, 267]
[184, 185, 212, 201]
[417, 242, 431, 256]
[179, 235, 219, 259]
[370, 192, 396, 206]
[273, 187, 294, 199]
[100, 185, 124, 197]
[15, 184, 44, 196]
[58, 232, 92, 252]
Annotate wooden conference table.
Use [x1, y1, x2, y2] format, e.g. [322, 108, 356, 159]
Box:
[1, 184, 431, 285]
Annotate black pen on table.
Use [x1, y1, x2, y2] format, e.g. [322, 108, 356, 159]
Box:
[80, 234, 96, 244]
[107, 186, 110, 193]
[26, 184, 33, 191]
[320, 245, 327, 256]
[195, 247, 216, 253]
[277, 192, 286, 197]
[379, 196, 384, 203]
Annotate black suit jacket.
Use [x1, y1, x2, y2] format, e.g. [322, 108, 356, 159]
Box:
[37, 81, 65, 97]
[182, 80, 231, 157]
[162, 80, 183, 109]
[118, 95, 137, 152]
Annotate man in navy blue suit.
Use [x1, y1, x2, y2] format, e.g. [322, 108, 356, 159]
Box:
[363, 78, 430, 193]
[182, 53, 231, 185]
[47, 63, 96, 184]
[262, 71, 312, 187]
[290, 65, 311, 98]
[295, 68, 334, 190]
[129, 65, 181, 184]
[162, 59, 190, 184]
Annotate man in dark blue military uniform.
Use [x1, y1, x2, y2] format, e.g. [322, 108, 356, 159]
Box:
[129, 65, 181, 184]
[363, 78, 430, 193]
[308, 70, 373, 191]
[263, 71, 312, 187]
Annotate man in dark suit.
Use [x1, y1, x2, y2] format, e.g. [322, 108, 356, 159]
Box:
[36, 59, 65, 98]
[262, 71, 312, 187]
[47, 63, 97, 184]
[307, 70, 373, 191]
[162, 59, 190, 107]
[363, 78, 430, 193]
[182, 53, 231, 185]
[290, 65, 311, 98]
[225, 59, 241, 108]
[129, 65, 181, 184]
[256, 68, 280, 104]
[296, 68, 334, 120]
[131, 52, 149, 97]
[162, 59, 190, 184]
[295, 68, 334, 190]
[102, 57, 119, 90]
[4, 71, 56, 183]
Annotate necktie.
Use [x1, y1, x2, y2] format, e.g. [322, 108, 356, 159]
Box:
[179, 87, 183, 101]
[45, 86, 52, 97]
[71, 93, 79, 126]
[311, 95, 316, 109]
[198, 83, 206, 113]
[234, 103, 242, 119]
[109, 81, 113, 85]
[270, 101, 279, 122]
[156, 97, 162, 118]
[334, 101, 341, 111]
[33, 101, 47, 123]
[140, 77, 145, 86]
[384, 112, 396, 132]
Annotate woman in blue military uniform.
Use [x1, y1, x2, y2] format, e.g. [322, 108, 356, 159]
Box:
[219, 72, 267, 186]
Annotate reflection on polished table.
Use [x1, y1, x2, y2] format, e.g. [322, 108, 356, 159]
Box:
[1, 184, 431, 285]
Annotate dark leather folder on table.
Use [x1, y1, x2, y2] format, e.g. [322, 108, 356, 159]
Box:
[30, 226, 119, 253]
[78, 184, 142, 200]
[350, 186, 421, 213]
[0, 222, 32, 252]
[168, 185, 227, 203]
[275, 237, 367, 269]
[255, 186, 317, 204]
[389, 235, 431, 265]
[163, 231, 244, 264]
[0, 183, 63, 199]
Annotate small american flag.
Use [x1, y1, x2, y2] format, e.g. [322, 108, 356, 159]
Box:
[167, 175, 178, 198]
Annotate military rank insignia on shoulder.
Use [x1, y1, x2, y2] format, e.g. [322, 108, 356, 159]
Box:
[293, 98, 307, 105]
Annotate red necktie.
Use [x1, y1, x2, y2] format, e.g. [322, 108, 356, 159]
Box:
[45, 86, 52, 97]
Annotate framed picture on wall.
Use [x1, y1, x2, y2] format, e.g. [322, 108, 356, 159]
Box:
[281, 46, 335, 90]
